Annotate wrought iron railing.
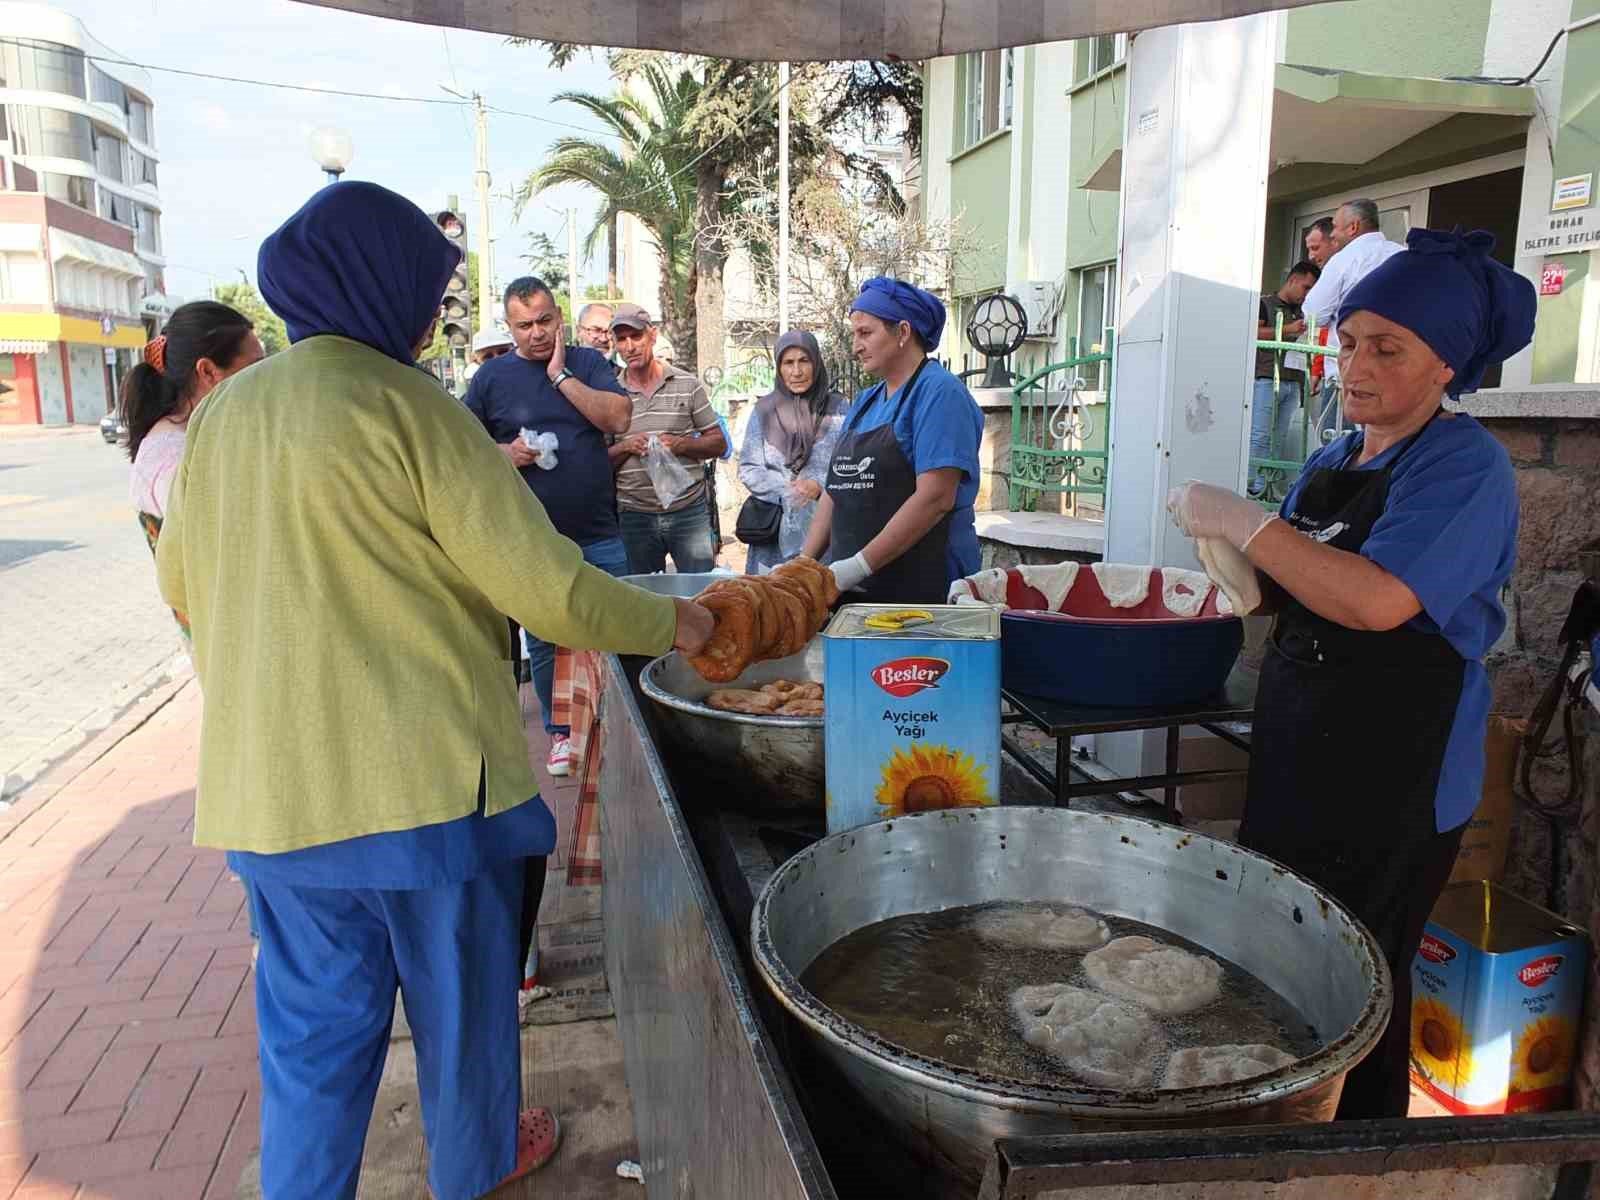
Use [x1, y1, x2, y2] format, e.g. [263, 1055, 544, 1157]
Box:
[1007, 333, 1114, 512]
[1249, 313, 1341, 506]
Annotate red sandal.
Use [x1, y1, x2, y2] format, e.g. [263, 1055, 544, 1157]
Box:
[492, 1107, 561, 1188]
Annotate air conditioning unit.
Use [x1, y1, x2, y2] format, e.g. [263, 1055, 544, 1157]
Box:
[1008, 280, 1058, 341]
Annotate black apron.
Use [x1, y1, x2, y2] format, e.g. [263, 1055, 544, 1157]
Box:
[1238, 412, 1468, 1120]
[825, 359, 950, 605]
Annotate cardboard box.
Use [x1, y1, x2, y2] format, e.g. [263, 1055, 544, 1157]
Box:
[1446, 716, 1524, 886]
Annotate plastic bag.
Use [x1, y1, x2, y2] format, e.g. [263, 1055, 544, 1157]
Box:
[519, 428, 560, 471]
[642, 434, 693, 507]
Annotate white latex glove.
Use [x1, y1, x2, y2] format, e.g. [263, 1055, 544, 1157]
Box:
[829, 552, 873, 594]
[1166, 482, 1276, 550]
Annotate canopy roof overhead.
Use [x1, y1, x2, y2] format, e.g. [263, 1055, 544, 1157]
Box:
[292, 0, 1328, 61]
[1269, 65, 1534, 168]
[1078, 64, 1532, 192]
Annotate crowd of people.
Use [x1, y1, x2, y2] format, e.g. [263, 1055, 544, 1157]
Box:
[1250, 197, 1410, 488]
[119, 180, 986, 1199]
[120, 168, 1539, 1193]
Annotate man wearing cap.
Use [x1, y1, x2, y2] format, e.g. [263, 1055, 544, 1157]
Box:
[607, 302, 725, 575]
[462, 328, 514, 389]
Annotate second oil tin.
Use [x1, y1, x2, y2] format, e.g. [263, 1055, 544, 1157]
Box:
[1411, 881, 1589, 1114]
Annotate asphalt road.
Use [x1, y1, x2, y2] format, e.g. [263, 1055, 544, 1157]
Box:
[0, 427, 185, 798]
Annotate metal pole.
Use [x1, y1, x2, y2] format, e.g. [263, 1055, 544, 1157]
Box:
[473, 93, 493, 331]
[567, 207, 579, 332]
[777, 61, 791, 333]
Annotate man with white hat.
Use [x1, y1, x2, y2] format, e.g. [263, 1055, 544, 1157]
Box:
[459, 328, 514, 392]
[463, 328, 514, 384]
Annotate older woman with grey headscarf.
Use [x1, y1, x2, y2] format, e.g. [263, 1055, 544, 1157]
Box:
[738, 330, 849, 574]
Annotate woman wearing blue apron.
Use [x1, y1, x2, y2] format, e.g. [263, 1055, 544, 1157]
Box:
[801, 277, 984, 603]
[1169, 229, 1535, 1120]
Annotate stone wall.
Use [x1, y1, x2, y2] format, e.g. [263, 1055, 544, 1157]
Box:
[1477, 417, 1600, 1109]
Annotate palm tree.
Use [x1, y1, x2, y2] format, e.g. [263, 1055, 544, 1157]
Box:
[518, 62, 701, 367]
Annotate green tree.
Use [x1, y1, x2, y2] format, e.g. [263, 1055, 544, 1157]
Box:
[213, 281, 288, 356]
[523, 231, 567, 286]
[518, 60, 704, 366]
[520, 50, 919, 373]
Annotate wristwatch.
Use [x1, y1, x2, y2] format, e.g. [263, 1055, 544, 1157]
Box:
[551, 368, 575, 388]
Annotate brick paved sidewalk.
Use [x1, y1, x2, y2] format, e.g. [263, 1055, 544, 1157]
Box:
[0, 681, 260, 1199]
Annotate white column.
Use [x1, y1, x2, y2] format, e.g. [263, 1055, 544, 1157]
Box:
[1105, 12, 1280, 572]
[1098, 12, 1279, 783]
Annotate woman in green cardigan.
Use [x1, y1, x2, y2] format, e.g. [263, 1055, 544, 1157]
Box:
[156, 181, 711, 1200]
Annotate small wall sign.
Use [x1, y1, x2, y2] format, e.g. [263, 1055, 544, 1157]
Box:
[1540, 260, 1567, 296]
[1553, 173, 1593, 212]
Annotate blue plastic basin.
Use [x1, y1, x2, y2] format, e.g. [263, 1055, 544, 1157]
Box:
[1000, 611, 1243, 708]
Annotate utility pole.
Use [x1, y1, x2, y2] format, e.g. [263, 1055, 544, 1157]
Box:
[777, 61, 791, 333]
[473, 93, 493, 331]
[567, 207, 579, 331]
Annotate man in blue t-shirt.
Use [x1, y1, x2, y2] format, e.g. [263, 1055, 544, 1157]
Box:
[463, 276, 631, 778]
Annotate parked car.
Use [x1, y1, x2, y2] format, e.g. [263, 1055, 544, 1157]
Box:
[99, 411, 128, 446]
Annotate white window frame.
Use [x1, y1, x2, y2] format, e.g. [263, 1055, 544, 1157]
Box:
[960, 48, 1015, 149]
[962, 51, 984, 148]
[1078, 32, 1127, 83]
[1075, 261, 1117, 396]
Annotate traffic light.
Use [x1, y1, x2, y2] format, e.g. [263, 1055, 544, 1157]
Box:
[435, 209, 470, 349]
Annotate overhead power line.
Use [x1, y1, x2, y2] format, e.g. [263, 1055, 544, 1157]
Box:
[0, 35, 617, 139]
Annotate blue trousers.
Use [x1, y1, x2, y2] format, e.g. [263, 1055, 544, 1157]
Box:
[619, 504, 718, 577]
[1249, 378, 1302, 493]
[526, 535, 629, 737]
[247, 861, 522, 1200]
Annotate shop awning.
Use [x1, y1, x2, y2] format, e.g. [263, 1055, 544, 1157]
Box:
[1076, 64, 1534, 192]
[292, 0, 1330, 61]
[48, 230, 145, 279]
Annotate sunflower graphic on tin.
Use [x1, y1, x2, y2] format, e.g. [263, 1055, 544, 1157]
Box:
[874, 744, 995, 817]
[1411, 995, 1472, 1088]
[1511, 1015, 1576, 1096]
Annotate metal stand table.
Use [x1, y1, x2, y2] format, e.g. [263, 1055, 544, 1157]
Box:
[1001, 688, 1254, 816]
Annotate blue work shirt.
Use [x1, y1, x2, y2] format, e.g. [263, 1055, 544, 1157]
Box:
[463, 347, 625, 545]
[841, 360, 984, 583]
[1282, 413, 1517, 832]
[227, 784, 555, 890]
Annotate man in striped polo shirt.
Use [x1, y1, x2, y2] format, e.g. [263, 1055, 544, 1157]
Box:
[607, 303, 726, 574]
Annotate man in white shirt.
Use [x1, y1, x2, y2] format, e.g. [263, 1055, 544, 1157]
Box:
[1302, 198, 1403, 440]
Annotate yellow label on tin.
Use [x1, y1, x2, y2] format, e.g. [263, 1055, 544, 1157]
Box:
[863, 609, 934, 632]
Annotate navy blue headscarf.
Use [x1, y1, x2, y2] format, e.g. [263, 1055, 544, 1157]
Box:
[851, 276, 947, 352]
[258, 181, 461, 366]
[1338, 227, 1536, 397]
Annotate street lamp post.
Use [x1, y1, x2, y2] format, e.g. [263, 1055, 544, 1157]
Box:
[308, 126, 354, 184]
